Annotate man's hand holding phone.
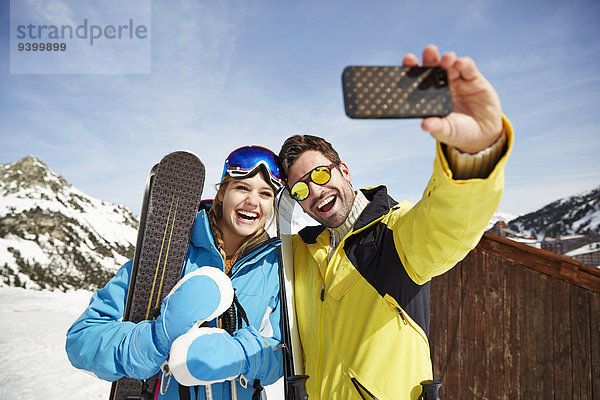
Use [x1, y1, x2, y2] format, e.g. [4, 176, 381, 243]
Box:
[402, 44, 503, 154]
[343, 44, 504, 155]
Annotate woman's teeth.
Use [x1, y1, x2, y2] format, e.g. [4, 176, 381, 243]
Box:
[238, 210, 258, 220]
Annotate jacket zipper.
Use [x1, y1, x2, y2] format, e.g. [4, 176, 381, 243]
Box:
[317, 282, 326, 399]
[395, 306, 408, 325]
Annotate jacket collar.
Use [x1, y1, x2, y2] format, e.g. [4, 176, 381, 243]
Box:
[354, 185, 398, 230]
[230, 236, 281, 276]
[190, 209, 218, 250]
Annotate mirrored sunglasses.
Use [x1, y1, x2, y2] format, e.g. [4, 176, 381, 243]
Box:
[289, 163, 337, 201]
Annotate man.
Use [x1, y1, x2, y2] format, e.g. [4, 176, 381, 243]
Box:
[278, 45, 513, 399]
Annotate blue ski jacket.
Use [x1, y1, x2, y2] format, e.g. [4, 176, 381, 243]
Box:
[66, 209, 283, 400]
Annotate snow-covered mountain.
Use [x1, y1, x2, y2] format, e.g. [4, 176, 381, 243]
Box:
[508, 185, 600, 239]
[0, 156, 138, 291]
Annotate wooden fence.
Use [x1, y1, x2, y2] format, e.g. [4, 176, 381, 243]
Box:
[429, 232, 600, 399]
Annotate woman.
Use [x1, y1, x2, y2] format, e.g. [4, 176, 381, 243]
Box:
[66, 146, 285, 400]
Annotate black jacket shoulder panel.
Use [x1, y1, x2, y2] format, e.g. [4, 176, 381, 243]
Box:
[298, 224, 327, 244]
[355, 186, 398, 231]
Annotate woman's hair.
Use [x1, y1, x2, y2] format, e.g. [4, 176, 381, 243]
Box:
[208, 174, 274, 264]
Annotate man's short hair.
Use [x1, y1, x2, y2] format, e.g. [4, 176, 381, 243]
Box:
[279, 135, 342, 177]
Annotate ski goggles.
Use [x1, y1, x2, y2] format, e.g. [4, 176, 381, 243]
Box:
[221, 145, 285, 192]
[289, 163, 337, 201]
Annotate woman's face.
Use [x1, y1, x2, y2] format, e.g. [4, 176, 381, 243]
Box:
[218, 173, 275, 244]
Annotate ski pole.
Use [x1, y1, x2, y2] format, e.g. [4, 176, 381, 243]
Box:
[418, 380, 442, 400]
[123, 379, 154, 400]
[286, 375, 309, 400]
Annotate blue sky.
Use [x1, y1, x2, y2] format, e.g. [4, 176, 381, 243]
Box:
[1, 0, 599, 217]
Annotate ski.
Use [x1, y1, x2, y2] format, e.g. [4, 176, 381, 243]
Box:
[109, 151, 205, 400]
[276, 190, 308, 399]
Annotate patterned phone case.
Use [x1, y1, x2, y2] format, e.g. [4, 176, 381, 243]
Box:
[342, 66, 452, 119]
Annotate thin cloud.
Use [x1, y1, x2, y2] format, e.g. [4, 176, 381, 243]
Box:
[22, 0, 76, 25]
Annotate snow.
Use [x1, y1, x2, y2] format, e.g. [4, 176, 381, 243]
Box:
[486, 211, 517, 230]
[0, 235, 57, 289]
[0, 286, 284, 400]
[0, 286, 111, 399]
[565, 242, 600, 257]
[573, 210, 600, 232]
[0, 186, 137, 249]
[0, 234, 52, 266]
[509, 237, 541, 247]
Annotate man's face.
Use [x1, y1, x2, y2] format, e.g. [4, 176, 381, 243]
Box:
[287, 150, 355, 228]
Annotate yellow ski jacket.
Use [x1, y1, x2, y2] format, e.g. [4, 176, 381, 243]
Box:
[292, 119, 513, 399]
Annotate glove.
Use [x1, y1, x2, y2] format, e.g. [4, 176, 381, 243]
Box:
[152, 267, 233, 355]
[168, 325, 268, 386]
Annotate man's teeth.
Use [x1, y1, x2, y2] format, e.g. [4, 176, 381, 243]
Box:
[238, 210, 258, 220]
[317, 195, 335, 211]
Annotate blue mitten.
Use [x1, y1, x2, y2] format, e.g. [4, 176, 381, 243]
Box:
[153, 267, 233, 355]
[168, 325, 267, 386]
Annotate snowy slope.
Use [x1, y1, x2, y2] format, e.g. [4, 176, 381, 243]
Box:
[0, 156, 138, 291]
[0, 286, 112, 399]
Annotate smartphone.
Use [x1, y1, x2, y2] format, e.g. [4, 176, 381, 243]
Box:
[342, 66, 452, 119]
